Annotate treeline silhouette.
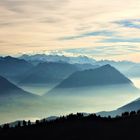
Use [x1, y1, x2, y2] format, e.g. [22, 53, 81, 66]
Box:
[1, 110, 140, 140]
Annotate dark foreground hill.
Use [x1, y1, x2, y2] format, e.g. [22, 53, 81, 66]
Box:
[1, 111, 140, 140]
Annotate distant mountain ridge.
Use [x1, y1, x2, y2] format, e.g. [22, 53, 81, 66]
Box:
[19, 54, 140, 75]
[54, 64, 132, 88]
[0, 75, 36, 98]
[97, 97, 140, 117]
[19, 62, 79, 85]
[19, 54, 96, 65]
[46, 64, 137, 96]
[0, 56, 33, 81]
[0, 75, 42, 125]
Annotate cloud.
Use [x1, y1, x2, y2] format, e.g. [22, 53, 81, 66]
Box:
[115, 19, 140, 29]
[63, 45, 140, 56]
[60, 30, 114, 40]
[0, 0, 68, 11]
[0, 0, 140, 62]
[102, 37, 140, 43]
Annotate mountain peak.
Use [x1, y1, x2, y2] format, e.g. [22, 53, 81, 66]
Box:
[5, 56, 13, 59]
[19, 62, 78, 85]
[97, 64, 115, 70]
[54, 65, 132, 88]
[102, 64, 112, 67]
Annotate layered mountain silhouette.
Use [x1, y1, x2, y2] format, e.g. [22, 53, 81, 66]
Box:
[20, 54, 96, 65]
[0, 76, 37, 99]
[117, 98, 140, 114]
[46, 64, 137, 96]
[96, 60, 135, 73]
[2, 112, 140, 140]
[54, 64, 132, 88]
[19, 62, 79, 85]
[0, 76, 42, 124]
[0, 56, 33, 81]
[73, 63, 99, 71]
[98, 97, 140, 117]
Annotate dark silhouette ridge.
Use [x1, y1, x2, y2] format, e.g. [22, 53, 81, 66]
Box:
[0, 75, 37, 98]
[0, 76, 41, 123]
[0, 56, 33, 82]
[19, 54, 96, 65]
[53, 64, 132, 88]
[1, 110, 140, 140]
[46, 64, 137, 96]
[98, 98, 140, 117]
[0, 56, 34, 83]
[19, 62, 79, 85]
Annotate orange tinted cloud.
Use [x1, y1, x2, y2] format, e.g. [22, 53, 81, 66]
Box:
[0, 0, 140, 61]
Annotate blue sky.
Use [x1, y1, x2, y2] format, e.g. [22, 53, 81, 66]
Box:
[0, 0, 140, 61]
[115, 19, 140, 29]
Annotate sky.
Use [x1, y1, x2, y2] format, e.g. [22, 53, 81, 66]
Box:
[0, 0, 140, 62]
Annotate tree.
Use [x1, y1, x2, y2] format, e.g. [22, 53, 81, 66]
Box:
[3, 124, 10, 129]
[17, 121, 21, 128]
[35, 120, 40, 126]
[28, 120, 31, 126]
[108, 115, 111, 120]
[122, 112, 129, 117]
[130, 111, 136, 116]
[137, 110, 140, 115]
[23, 120, 27, 127]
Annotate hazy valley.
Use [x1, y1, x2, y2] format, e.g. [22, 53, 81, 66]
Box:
[0, 54, 140, 125]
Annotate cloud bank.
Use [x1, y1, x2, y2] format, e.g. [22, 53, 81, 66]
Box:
[0, 0, 140, 61]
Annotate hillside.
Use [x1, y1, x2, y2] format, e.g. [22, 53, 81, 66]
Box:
[1, 111, 140, 140]
[98, 97, 140, 117]
[55, 64, 132, 88]
[0, 76, 37, 99]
